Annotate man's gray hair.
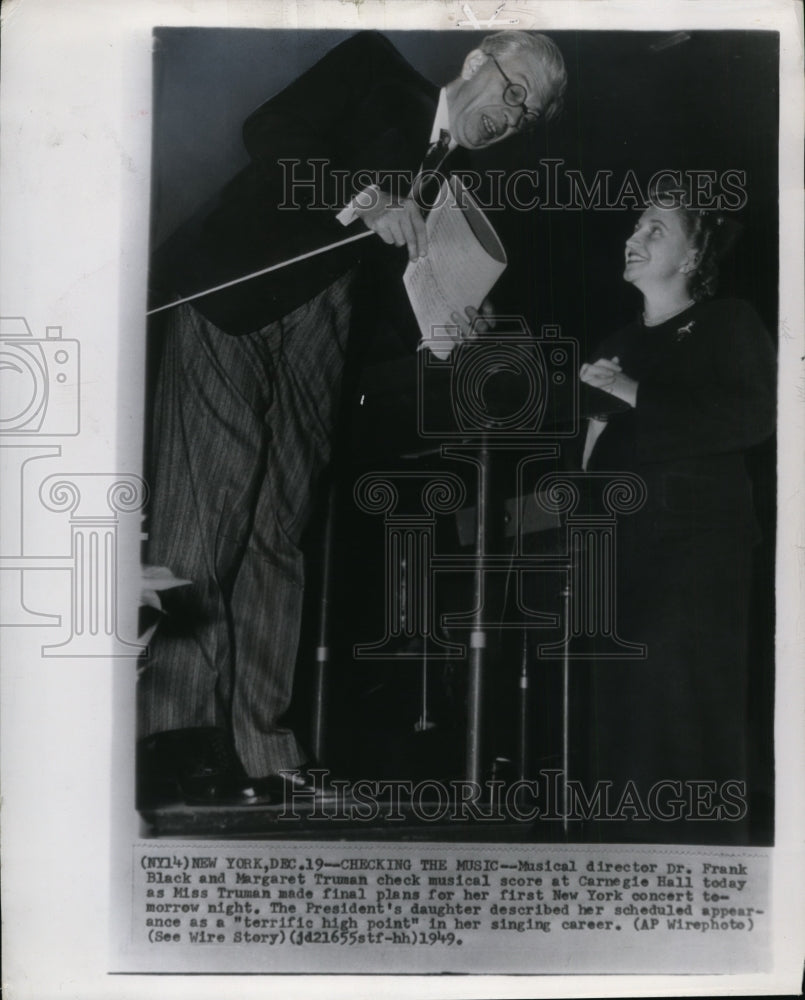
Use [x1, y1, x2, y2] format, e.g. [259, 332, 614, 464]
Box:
[480, 31, 567, 121]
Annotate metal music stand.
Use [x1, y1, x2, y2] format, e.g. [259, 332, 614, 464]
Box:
[311, 336, 635, 795]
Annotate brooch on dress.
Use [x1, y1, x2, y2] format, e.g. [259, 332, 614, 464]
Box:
[675, 320, 696, 342]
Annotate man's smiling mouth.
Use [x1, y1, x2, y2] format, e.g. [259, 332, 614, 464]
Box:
[481, 113, 501, 140]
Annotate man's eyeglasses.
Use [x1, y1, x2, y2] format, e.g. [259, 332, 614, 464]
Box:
[489, 55, 541, 131]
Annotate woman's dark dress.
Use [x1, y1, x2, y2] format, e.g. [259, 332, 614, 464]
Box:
[581, 297, 775, 841]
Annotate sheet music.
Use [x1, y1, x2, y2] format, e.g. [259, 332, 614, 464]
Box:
[404, 176, 507, 358]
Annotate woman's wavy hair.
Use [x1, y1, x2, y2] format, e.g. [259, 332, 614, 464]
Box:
[648, 178, 742, 301]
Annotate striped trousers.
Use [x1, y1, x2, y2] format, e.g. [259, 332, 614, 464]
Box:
[137, 273, 353, 776]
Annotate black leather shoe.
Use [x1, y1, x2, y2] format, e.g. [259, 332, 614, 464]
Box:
[137, 727, 276, 807]
[263, 765, 348, 805]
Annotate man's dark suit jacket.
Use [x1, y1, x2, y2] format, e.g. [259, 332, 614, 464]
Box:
[151, 32, 440, 336]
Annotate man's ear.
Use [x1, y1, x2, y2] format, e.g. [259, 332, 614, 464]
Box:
[461, 48, 487, 80]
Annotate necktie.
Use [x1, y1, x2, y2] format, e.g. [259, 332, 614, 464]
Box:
[411, 129, 451, 210]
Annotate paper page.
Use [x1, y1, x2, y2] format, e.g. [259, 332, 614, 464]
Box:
[403, 176, 507, 358]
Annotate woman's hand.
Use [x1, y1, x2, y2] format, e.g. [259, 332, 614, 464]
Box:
[579, 356, 638, 408]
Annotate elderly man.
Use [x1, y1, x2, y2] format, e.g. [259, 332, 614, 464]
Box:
[138, 30, 567, 808]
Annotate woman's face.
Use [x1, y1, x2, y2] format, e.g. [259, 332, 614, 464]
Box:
[623, 206, 697, 289]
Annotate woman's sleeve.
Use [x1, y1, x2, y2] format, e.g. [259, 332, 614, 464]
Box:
[634, 299, 776, 462]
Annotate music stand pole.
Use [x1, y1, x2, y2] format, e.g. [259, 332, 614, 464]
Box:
[311, 481, 336, 763]
[518, 630, 529, 784]
[561, 577, 571, 835]
[466, 434, 492, 786]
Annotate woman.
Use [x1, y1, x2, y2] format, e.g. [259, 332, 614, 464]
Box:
[577, 189, 776, 842]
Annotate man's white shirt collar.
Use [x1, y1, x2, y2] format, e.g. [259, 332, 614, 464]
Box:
[431, 89, 456, 149]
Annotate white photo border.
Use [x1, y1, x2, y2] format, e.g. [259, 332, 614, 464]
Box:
[1, 0, 803, 997]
